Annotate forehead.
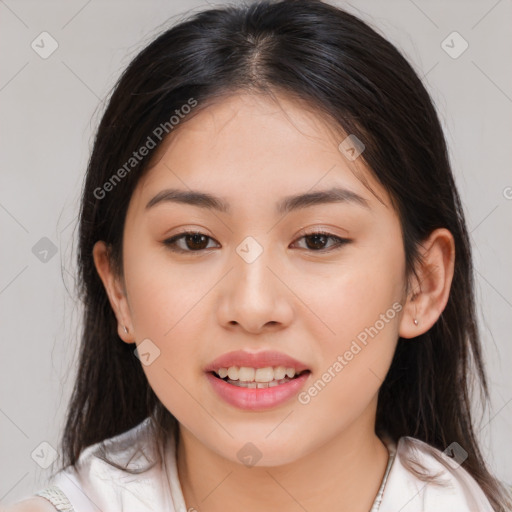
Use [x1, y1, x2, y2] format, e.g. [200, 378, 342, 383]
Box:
[134, 92, 391, 213]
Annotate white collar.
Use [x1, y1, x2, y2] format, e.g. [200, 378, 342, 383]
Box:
[49, 418, 495, 512]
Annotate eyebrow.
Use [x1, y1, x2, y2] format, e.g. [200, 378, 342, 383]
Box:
[145, 186, 370, 214]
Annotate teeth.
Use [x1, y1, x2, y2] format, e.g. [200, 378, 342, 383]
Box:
[255, 367, 274, 382]
[227, 366, 239, 380]
[285, 368, 296, 378]
[238, 367, 255, 381]
[216, 366, 300, 382]
[273, 366, 286, 380]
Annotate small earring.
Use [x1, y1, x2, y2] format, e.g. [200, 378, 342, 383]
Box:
[123, 325, 129, 334]
[413, 318, 419, 326]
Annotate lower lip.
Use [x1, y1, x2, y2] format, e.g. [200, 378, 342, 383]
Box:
[205, 371, 311, 411]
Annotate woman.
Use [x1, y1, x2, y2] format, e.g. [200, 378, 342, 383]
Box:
[9, 0, 511, 510]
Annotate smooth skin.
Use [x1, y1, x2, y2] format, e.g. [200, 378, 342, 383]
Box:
[8, 92, 454, 512]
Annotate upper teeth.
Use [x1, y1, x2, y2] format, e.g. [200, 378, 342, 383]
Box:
[217, 366, 298, 382]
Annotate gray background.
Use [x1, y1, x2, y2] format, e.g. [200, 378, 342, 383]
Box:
[1, 0, 511, 506]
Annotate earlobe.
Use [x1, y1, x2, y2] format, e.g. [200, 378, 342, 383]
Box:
[399, 228, 455, 340]
[92, 241, 135, 344]
[399, 289, 422, 339]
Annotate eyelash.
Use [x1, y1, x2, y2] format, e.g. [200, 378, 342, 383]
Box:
[162, 229, 351, 254]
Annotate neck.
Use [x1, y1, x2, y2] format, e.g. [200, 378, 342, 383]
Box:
[176, 408, 390, 512]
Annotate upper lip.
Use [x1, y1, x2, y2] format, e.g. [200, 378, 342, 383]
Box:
[204, 350, 310, 373]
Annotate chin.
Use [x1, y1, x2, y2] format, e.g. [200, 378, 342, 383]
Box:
[216, 435, 310, 468]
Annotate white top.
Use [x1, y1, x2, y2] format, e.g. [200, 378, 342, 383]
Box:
[34, 417, 495, 512]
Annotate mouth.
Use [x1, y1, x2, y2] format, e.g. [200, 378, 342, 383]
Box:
[205, 366, 312, 411]
[204, 350, 312, 410]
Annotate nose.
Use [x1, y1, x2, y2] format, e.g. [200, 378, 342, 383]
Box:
[216, 242, 294, 334]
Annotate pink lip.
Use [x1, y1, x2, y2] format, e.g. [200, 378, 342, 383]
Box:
[205, 371, 311, 411]
[203, 349, 310, 373]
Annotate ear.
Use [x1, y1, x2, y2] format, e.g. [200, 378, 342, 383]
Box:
[399, 228, 455, 339]
[92, 240, 136, 344]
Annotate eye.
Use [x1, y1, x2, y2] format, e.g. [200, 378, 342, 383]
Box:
[163, 231, 219, 253]
[291, 230, 351, 252]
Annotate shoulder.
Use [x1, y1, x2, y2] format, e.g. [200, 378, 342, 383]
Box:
[4, 497, 58, 512]
[379, 436, 495, 512]
[28, 418, 172, 512]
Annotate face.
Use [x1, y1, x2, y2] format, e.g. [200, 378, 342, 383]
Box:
[104, 92, 409, 466]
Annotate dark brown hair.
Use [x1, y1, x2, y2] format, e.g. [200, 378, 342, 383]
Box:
[57, 1, 510, 509]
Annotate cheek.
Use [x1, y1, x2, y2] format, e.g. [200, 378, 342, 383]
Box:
[122, 237, 225, 409]
[122, 253, 205, 422]
[334, 228, 405, 331]
[123, 237, 204, 339]
[122, 241, 197, 369]
[308, 237, 404, 402]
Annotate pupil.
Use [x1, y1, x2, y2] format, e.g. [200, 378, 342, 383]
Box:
[187, 233, 207, 250]
[306, 234, 327, 250]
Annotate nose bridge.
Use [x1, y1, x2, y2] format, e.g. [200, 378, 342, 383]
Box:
[233, 235, 275, 300]
[217, 234, 293, 332]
